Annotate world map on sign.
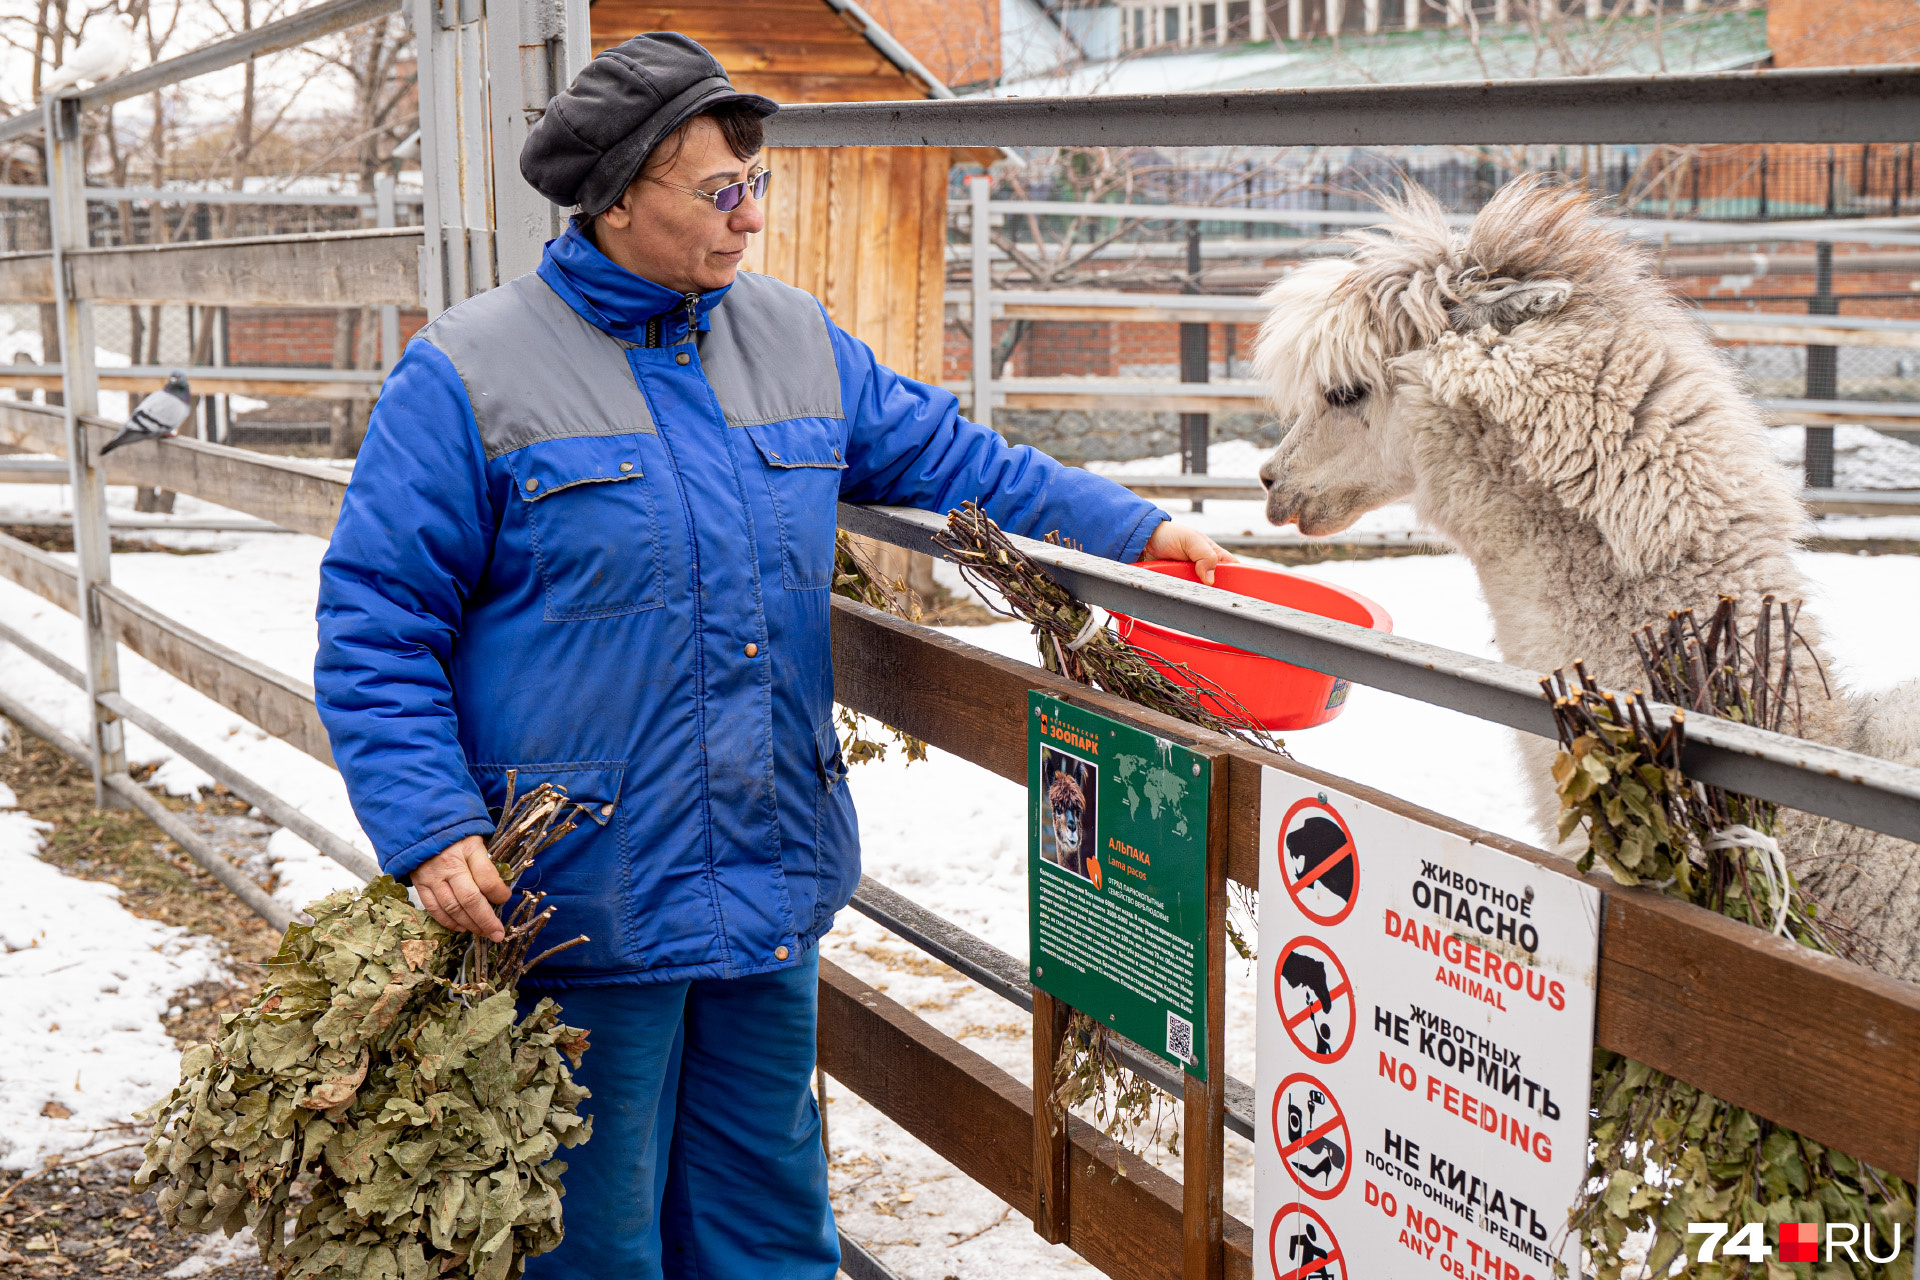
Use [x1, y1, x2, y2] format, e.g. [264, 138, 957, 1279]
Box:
[1113, 753, 1190, 836]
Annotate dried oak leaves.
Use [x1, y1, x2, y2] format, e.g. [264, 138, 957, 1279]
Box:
[133, 877, 592, 1280]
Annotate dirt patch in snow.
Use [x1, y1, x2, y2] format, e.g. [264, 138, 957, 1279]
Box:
[0, 727, 281, 972]
[0, 527, 218, 558]
[0, 1155, 268, 1280]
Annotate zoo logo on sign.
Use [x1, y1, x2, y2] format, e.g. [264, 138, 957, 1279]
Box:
[1273, 937, 1356, 1064]
[1688, 1222, 1907, 1265]
[1277, 797, 1359, 927]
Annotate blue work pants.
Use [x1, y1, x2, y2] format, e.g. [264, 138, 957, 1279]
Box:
[520, 949, 839, 1280]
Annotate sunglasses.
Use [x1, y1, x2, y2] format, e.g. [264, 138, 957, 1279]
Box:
[653, 167, 771, 213]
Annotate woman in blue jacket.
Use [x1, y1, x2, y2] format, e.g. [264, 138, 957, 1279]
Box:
[314, 32, 1230, 1280]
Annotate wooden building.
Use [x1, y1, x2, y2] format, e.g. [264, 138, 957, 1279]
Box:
[589, 1, 972, 385]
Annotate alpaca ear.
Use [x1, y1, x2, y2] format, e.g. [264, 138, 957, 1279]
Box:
[1449, 278, 1573, 334]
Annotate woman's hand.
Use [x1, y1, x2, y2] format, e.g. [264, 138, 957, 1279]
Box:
[410, 834, 509, 941]
[1141, 521, 1236, 585]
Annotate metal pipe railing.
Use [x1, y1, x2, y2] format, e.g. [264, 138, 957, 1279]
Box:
[839, 502, 1920, 845]
[768, 65, 1920, 149]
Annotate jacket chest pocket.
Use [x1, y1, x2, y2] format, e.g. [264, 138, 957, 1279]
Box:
[508, 437, 664, 621]
[747, 420, 848, 591]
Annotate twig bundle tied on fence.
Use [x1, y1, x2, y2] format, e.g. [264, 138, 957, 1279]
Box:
[933, 502, 1282, 756]
[135, 778, 596, 1280]
[1544, 598, 1913, 1279]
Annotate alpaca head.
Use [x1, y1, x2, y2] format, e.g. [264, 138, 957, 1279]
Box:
[1253, 179, 1674, 546]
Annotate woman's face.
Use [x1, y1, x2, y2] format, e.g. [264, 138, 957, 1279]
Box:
[593, 118, 766, 295]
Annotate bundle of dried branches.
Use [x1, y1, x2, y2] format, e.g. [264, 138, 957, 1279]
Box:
[933, 502, 1281, 755]
[461, 775, 591, 991]
[1544, 598, 1912, 1279]
[135, 779, 594, 1280]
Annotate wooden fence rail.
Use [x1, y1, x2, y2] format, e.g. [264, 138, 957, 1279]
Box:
[0, 227, 422, 308]
[0, 530, 333, 763]
[0, 402, 347, 538]
[954, 288, 1920, 350]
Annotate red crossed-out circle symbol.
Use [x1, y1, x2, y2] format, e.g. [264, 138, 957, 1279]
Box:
[1277, 798, 1359, 927]
[1270, 1203, 1345, 1280]
[1271, 1072, 1352, 1200]
[1273, 936, 1355, 1064]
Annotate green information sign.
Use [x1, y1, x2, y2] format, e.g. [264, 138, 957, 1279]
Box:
[1028, 691, 1211, 1079]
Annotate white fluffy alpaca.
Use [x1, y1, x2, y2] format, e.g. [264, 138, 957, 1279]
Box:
[1252, 176, 1920, 981]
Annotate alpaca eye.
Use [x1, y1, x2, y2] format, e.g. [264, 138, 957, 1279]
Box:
[1324, 385, 1367, 409]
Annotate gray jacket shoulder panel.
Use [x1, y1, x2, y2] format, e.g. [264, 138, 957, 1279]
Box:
[702, 271, 845, 427]
[418, 273, 657, 460]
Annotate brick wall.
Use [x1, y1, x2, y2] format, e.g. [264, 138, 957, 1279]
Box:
[227, 308, 429, 368]
[944, 318, 1261, 382]
[857, 0, 998, 87]
[227, 309, 338, 368]
[1769, 0, 1920, 67]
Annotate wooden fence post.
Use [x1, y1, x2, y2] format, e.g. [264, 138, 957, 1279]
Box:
[1032, 988, 1072, 1244]
[1182, 758, 1228, 1280]
[44, 92, 125, 808]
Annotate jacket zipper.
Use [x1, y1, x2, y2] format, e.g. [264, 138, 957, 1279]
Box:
[644, 294, 702, 348]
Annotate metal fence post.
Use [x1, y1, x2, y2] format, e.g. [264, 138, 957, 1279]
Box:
[970, 174, 993, 431]
[1179, 220, 1209, 509]
[1805, 240, 1836, 489]
[45, 92, 125, 807]
[375, 172, 401, 368]
[485, 0, 588, 283]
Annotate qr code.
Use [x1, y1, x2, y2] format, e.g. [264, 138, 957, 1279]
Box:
[1166, 1011, 1195, 1064]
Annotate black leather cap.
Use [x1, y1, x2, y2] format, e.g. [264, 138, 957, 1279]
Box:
[520, 33, 778, 217]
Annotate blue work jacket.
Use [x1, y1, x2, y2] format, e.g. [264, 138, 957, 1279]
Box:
[314, 226, 1168, 986]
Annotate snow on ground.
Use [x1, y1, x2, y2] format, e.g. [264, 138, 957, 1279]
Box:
[0, 781, 227, 1173]
[1768, 424, 1920, 490]
[1, 459, 1918, 1273]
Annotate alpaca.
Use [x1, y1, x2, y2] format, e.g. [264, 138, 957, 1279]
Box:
[1251, 177, 1920, 982]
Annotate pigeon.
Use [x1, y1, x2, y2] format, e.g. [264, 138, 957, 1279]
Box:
[102, 371, 191, 454]
[43, 16, 133, 92]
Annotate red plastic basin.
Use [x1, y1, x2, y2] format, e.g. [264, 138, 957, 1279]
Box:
[1111, 560, 1393, 731]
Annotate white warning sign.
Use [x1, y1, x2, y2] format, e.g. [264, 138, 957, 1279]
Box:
[1255, 771, 1600, 1280]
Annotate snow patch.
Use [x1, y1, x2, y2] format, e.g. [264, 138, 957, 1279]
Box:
[1769, 424, 1920, 490]
[0, 809, 227, 1172]
[163, 1229, 259, 1278]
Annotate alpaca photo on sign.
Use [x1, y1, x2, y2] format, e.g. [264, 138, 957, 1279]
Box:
[1040, 747, 1098, 883]
[1251, 175, 1920, 982]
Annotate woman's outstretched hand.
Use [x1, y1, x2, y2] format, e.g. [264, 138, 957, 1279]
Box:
[1140, 521, 1236, 585]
